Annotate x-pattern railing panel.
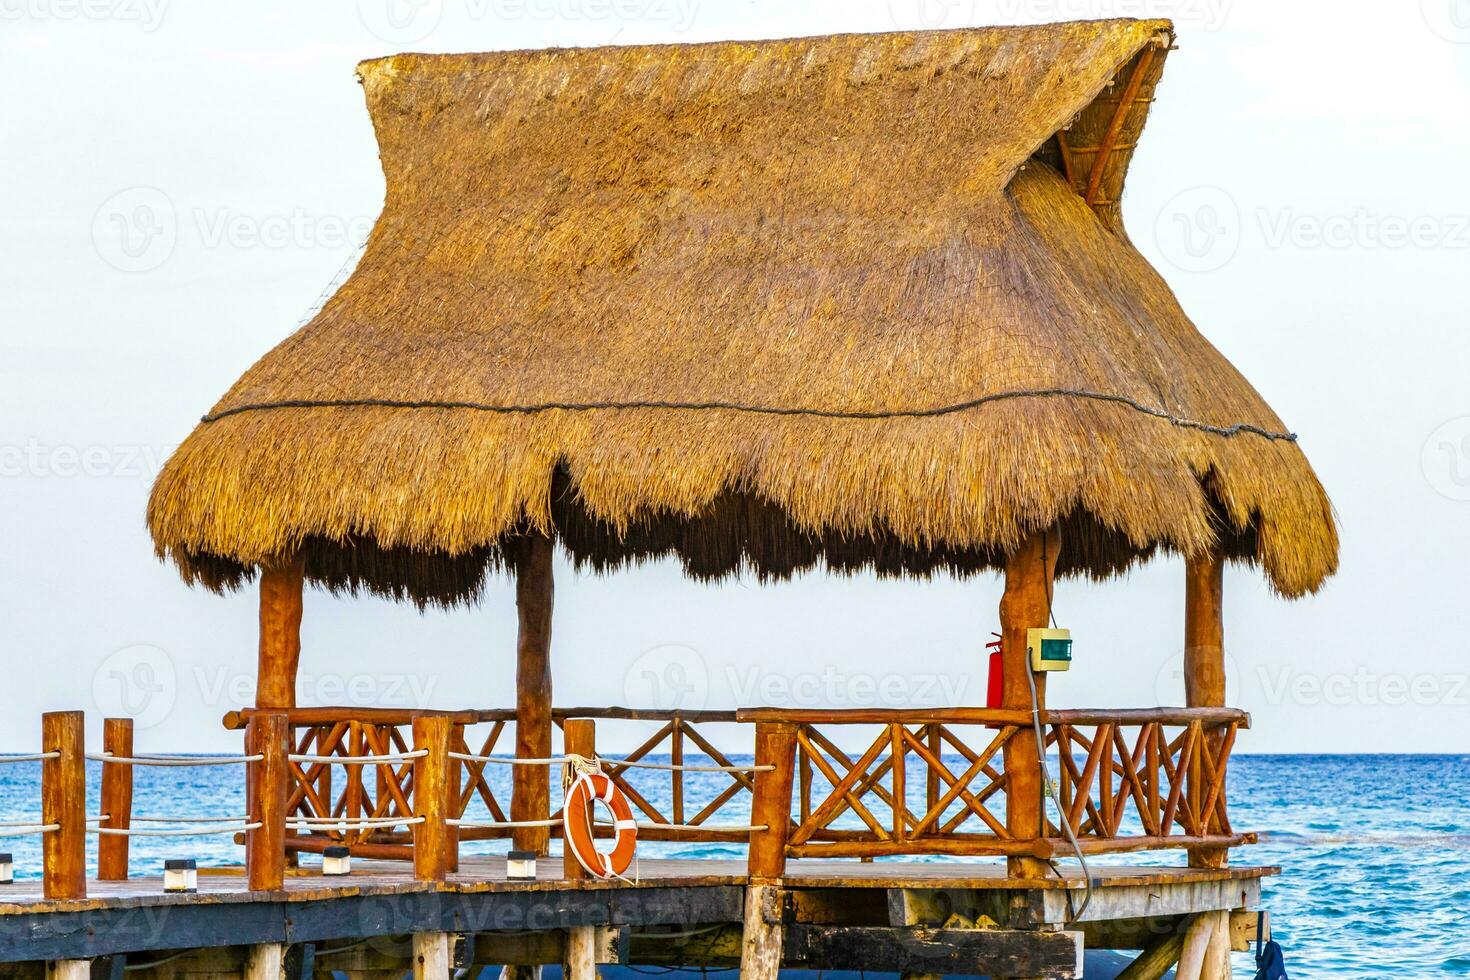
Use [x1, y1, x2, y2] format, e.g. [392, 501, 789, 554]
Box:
[1049, 719, 1238, 842]
[774, 711, 1240, 856]
[791, 722, 1019, 847]
[453, 720, 510, 824]
[285, 720, 419, 844]
[591, 715, 756, 835]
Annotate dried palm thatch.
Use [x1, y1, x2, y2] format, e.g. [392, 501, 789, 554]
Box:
[148, 19, 1338, 606]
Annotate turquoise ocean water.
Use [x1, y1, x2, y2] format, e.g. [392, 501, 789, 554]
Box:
[1, 753, 1465, 977]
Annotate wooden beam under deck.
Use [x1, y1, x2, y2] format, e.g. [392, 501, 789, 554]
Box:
[0, 858, 1273, 967]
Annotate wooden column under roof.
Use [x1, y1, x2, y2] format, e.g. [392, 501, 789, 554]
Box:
[511, 533, 555, 855]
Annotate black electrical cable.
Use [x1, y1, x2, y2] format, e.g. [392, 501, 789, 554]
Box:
[1034, 530, 1094, 925]
[198, 389, 1298, 442]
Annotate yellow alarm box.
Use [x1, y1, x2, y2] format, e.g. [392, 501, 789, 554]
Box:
[1027, 628, 1072, 671]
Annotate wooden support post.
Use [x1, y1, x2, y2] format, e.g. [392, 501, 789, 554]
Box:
[564, 927, 598, 980]
[740, 881, 785, 980]
[97, 718, 134, 881]
[747, 722, 797, 880]
[44, 962, 90, 980]
[512, 533, 555, 856]
[41, 711, 85, 900]
[447, 722, 465, 874]
[561, 718, 597, 980]
[257, 559, 304, 709]
[1000, 528, 1060, 880]
[413, 932, 452, 980]
[561, 719, 595, 881]
[244, 943, 286, 980]
[741, 722, 797, 980]
[1184, 549, 1228, 869]
[1173, 913, 1219, 980]
[1202, 910, 1232, 980]
[1115, 928, 1187, 980]
[413, 714, 454, 882]
[246, 711, 289, 891]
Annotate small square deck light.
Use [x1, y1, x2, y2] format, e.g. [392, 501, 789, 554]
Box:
[163, 859, 197, 893]
[0, 853, 12, 885]
[322, 845, 351, 876]
[506, 850, 537, 881]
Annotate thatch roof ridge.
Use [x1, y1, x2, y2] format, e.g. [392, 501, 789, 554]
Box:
[354, 19, 1175, 207]
[353, 18, 1175, 80]
[147, 20, 1338, 606]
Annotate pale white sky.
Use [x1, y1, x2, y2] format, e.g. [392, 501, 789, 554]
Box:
[2, 0, 1468, 753]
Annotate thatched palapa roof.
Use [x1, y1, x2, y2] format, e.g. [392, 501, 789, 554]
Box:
[148, 19, 1338, 606]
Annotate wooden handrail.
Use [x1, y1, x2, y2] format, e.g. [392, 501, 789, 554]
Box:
[737, 706, 1249, 728]
[229, 704, 1246, 730]
[224, 706, 482, 730]
[554, 707, 743, 723]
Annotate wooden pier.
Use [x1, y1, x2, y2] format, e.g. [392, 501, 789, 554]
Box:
[1, 698, 1261, 979]
[0, 853, 1270, 978]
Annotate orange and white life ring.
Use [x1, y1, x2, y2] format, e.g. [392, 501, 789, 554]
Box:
[563, 772, 637, 879]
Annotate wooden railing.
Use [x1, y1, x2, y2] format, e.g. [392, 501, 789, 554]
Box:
[5, 704, 1247, 895]
[214, 704, 1246, 885]
[223, 706, 761, 855]
[737, 707, 1250, 868]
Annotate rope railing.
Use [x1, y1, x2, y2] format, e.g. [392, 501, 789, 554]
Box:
[287, 750, 426, 764]
[0, 823, 60, 837]
[0, 816, 103, 828]
[130, 814, 254, 823]
[86, 753, 262, 766]
[0, 752, 60, 763]
[292, 816, 423, 830]
[90, 823, 262, 837]
[448, 752, 568, 766]
[595, 819, 768, 833]
[448, 750, 771, 774]
[447, 817, 561, 829]
[605, 758, 773, 774]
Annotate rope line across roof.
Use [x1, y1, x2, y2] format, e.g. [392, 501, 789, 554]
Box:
[199, 389, 1298, 442]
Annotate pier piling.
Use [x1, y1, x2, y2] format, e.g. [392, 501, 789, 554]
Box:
[246, 712, 289, 891]
[413, 714, 454, 883]
[413, 932, 452, 980]
[40, 711, 85, 901]
[244, 943, 286, 980]
[44, 960, 90, 980]
[739, 722, 797, 980]
[97, 718, 134, 881]
[562, 719, 598, 980]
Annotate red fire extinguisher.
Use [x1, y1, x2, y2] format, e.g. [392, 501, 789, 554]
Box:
[985, 631, 1004, 711]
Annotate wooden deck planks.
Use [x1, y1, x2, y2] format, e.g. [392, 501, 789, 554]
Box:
[0, 857, 1275, 915]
